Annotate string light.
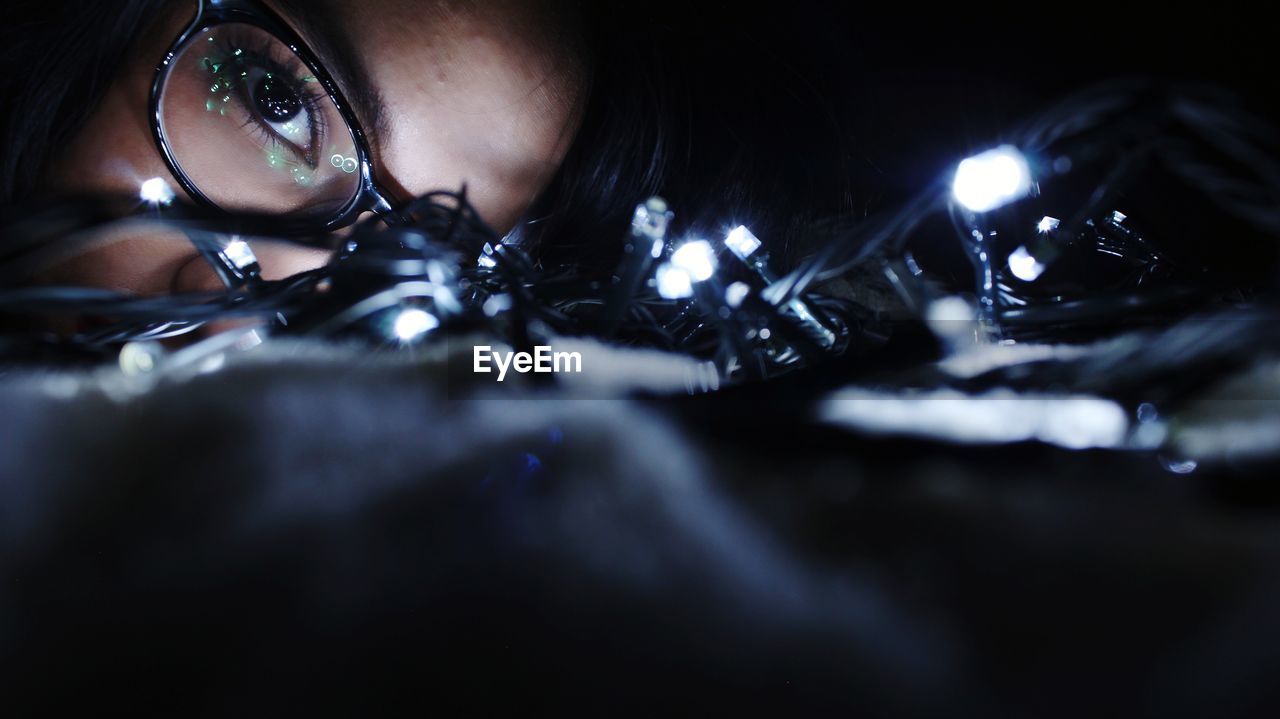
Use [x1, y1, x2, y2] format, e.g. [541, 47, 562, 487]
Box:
[392, 308, 439, 342]
[724, 225, 762, 260]
[670, 239, 717, 282]
[952, 145, 1032, 213]
[725, 281, 750, 308]
[221, 238, 259, 273]
[655, 263, 695, 299]
[139, 177, 175, 205]
[2, 81, 1277, 423]
[1007, 245, 1046, 282]
[632, 198, 674, 259]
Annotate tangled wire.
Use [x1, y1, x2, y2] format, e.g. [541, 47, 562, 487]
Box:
[2, 80, 1278, 388]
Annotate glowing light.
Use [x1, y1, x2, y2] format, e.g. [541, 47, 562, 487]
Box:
[482, 294, 512, 317]
[670, 239, 716, 282]
[925, 296, 977, 343]
[1136, 402, 1159, 423]
[118, 341, 165, 376]
[655, 263, 694, 299]
[821, 388, 1130, 450]
[926, 296, 975, 324]
[724, 225, 762, 259]
[198, 353, 226, 375]
[1007, 245, 1046, 282]
[222, 238, 258, 271]
[392, 308, 439, 342]
[725, 281, 750, 307]
[951, 145, 1032, 213]
[1036, 216, 1061, 234]
[630, 198, 673, 258]
[1161, 456, 1198, 474]
[234, 330, 264, 352]
[140, 177, 175, 205]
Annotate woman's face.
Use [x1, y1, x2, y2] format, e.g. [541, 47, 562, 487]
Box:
[39, 0, 586, 294]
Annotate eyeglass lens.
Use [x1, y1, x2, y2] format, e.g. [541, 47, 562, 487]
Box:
[157, 23, 363, 221]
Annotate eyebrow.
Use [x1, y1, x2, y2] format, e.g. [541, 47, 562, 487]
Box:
[269, 0, 391, 156]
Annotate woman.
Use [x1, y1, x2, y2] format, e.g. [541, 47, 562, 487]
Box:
[0, 0, 853, 301]
[5, 0, 589, 295]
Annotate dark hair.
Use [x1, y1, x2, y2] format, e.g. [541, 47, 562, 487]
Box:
[0, 0, 856, 269]
[1, 1, 171, 201]
[528, 1, 856, 270]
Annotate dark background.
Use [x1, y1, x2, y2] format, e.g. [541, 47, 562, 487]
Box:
[603, 1, 1279, 295]
[713, 2, 1275, 204]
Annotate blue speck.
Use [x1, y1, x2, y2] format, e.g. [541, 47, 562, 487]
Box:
[517, 453, 544, 483]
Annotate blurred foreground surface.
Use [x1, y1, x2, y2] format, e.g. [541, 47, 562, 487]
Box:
[3, 334, 1280, 715]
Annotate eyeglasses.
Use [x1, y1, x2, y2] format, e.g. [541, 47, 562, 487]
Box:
[150, 0, 399, 232]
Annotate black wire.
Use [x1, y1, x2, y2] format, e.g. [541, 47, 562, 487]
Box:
[3, 83, 1279, 381]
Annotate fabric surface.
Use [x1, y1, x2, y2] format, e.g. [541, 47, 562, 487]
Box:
[4, 335, 1280, 714]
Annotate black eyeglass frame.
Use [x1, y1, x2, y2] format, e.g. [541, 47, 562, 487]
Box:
[149, 0, 398, 233]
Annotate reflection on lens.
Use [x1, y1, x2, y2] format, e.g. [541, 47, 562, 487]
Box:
[158, 23, 361, 221]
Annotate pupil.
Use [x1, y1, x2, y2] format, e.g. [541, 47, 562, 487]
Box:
[253, 75, 302, 123]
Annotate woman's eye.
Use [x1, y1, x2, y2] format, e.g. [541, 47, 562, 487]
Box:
[200, 41, 323, 168]
[159, 23, 363, 214]
[245, 68, 314, 151]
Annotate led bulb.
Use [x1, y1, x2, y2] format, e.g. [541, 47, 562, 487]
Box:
[952, 146, 1031, 213]
[725, 281, 751, 308]
[630, 197, 674, 259]
[632, 197, 672, 239]
[670, 239, 716, 282]
[1007, 245, 1046, 282]
[119, 341, 166, 376]
[655, 263, 694, 299]
[139, 177, 175, 205]
[221, 238, 259, 271]
[392, 308, 439, 342]
[724, 226, 762, 260]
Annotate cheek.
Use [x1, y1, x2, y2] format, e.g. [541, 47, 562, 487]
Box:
[48, 71, 174, 200]
[33, 225, 332, 299]
[37, 70, 196, 294]
[44, 2, 196, 200]
[29, 226, 197, 295]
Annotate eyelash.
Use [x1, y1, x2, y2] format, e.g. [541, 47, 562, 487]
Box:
[209, 33, 330, 168]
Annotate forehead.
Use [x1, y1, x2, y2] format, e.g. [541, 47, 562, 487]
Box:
[270, 0, 587, 231]
[339, 0, 582, 122]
